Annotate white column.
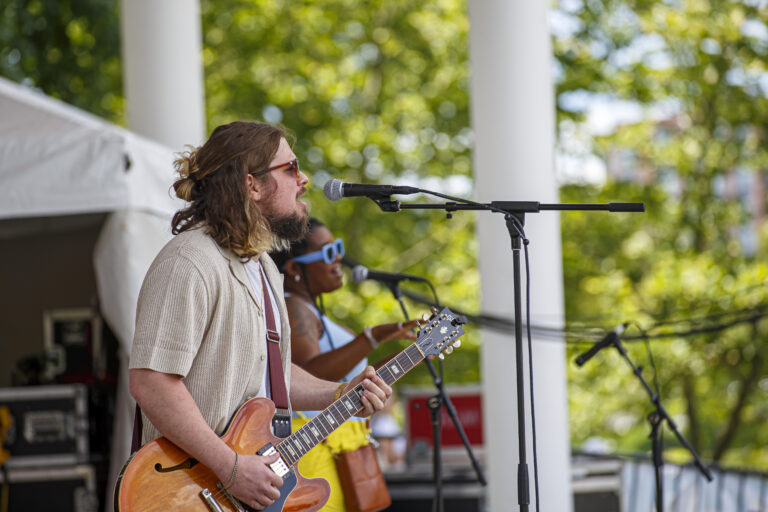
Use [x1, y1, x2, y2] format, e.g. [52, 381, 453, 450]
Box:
[120, 0, 205, 149]
[468, 1, 572, 512]
[106, 4, 205, 510]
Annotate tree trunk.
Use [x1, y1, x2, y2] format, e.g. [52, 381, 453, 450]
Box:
[682, 373, 700, 454]
[712, 323, 765, 462]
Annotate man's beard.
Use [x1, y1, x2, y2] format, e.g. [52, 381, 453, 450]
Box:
[266, 211, 309, 241]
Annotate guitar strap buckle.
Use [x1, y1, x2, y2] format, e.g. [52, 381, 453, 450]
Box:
[266, 329, 280, 343]
[272, 409, 291, 439]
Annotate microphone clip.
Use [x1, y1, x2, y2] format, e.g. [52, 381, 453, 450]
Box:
[370, 197, 401, 212]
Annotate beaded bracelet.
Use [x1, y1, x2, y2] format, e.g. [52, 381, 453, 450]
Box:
[223, 452, 239, 490]
[334, 382, 348, 401]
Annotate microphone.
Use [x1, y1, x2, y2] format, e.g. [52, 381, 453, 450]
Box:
[351, 265, 428, 284]
[324, 179, 420, 201]
[575, 323, 628, 367]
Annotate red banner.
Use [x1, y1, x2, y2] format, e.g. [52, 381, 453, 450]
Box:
[405, 389, 484, 447]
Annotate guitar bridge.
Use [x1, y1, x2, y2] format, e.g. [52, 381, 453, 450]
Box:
[216, 482, 245, 512]
[257, 443, 290, 478]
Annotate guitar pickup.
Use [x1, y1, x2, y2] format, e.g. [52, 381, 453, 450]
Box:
[257, 443, 290, 479]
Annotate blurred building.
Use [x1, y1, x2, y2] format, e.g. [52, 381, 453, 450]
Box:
[604, 115, 767, 254]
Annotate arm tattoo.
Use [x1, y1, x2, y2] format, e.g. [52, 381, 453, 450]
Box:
[286, 298, 323, 365]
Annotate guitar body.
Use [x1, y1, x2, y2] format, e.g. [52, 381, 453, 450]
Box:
[114, 397, 330, 512]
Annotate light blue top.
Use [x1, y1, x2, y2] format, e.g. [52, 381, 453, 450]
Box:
[287, 294, 367, 420]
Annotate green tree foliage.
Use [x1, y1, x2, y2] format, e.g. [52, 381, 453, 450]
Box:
[554, 0, 768, 468]
[0, 0, 123, 121]
[199, 0, 480, 386]
[0, 0, 480, 387]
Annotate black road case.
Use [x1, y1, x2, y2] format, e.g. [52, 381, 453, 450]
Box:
[0, 464, 97, 512]
[0, 384, 88, 468]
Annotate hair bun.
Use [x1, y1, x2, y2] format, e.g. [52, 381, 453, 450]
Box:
[172, 145, 202, 201]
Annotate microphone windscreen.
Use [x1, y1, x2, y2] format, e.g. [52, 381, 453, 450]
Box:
[323, 179, 344, 201]
[352, 265, 368, 283]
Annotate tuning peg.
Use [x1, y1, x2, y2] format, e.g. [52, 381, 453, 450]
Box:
[430, 306, 439, 315]
[444, 346, 453, 355]
[453, 340, 461, 348]
[438, 353, 445, 360]
[421, 313, 431, 323]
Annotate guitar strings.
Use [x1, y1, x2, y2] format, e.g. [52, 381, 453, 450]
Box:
[205, 324, 451, 507]
[206, 390, 371, 506]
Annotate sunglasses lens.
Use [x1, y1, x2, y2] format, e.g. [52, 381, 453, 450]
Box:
[323, 244, 335, 263]
[335, 239, 345, 258]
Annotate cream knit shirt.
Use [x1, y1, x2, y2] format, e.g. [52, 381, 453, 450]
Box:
[129, 227, 292, 443]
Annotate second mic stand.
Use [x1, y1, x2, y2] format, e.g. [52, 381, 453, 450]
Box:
[385, 280, 486, 512]
[611, 334, 713, 512]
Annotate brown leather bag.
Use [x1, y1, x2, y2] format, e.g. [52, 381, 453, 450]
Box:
[334, 443, 391, 512]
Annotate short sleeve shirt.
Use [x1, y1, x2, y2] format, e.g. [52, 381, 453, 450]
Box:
[129, 228, 291, 443]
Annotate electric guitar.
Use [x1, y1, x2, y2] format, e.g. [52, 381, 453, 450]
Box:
[114, 307, 466, 512]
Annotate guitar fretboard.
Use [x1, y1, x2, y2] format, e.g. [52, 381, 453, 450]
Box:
[276, 343, 424, 466]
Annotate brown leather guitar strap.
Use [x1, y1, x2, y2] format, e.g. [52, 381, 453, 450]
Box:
[259, 271, 291, 438]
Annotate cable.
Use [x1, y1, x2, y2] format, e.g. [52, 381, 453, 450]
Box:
[635, 323, 660, 396]
[636, 321, 665, 477]
[393, 285, 768, 344]
[626, 310, 766, 341]
[426, 280, 441, 308]
[347, 248, 768, 343]
[649, 302, 768, 328]
[516, 218, 541, 512]
[500, 214, 542, 512]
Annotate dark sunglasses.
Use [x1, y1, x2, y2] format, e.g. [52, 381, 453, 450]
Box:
[292, 238, 345, 265]
[260, 158, 300, 179]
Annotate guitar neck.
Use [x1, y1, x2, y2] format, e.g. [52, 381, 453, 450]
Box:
[276, 343, 425, 466]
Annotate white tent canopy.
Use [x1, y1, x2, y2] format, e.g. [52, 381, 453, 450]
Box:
[0, 76, 181, 219]
[0, 76, 183, 508]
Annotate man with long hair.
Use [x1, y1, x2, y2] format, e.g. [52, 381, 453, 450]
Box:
[128, 121, 392, 510]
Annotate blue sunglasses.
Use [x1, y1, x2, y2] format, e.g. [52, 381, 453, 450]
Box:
[292, 238, 345, 265]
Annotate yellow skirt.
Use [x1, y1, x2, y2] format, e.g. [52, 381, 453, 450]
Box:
[292, 416, 370, 512]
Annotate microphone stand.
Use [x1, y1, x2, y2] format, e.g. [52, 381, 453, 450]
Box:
[384, 280, 487, 512]
[366, 195, 645, 511]
[610, 334, 713, 511]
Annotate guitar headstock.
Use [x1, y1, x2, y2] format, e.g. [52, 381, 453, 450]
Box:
[415, 307, 467, 359]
